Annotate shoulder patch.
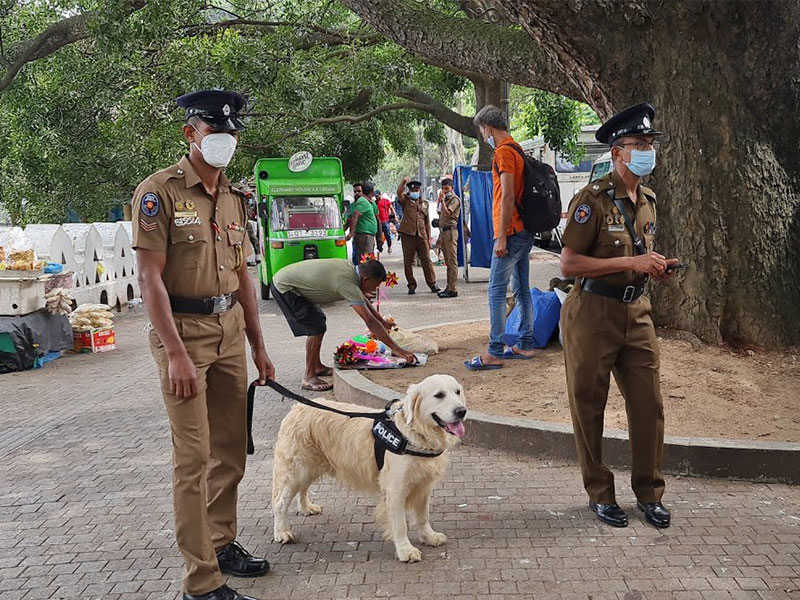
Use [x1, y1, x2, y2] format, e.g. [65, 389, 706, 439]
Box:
[574, 204, 592, 224]
[141, 192, 160, 217]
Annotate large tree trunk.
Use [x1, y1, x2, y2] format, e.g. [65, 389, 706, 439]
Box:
[343, 0, 800, 347]
[499, 1, 800, 347]
[473, 76, 506, 170]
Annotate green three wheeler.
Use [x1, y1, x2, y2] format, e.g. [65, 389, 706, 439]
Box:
[255, 153, 348, 299]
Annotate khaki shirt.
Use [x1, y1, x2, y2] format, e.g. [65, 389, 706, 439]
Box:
[439, 192, 461, 227]
[131, 155, 253, 298]
[562, 170, 657, 287]
[397, 193, 430, 238]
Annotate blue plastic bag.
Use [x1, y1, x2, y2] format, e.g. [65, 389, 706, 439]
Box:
[503, 288, 562, 349]
[44, 263, 63, 274]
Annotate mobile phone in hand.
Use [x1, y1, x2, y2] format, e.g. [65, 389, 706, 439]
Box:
[666, 262, 689, 273]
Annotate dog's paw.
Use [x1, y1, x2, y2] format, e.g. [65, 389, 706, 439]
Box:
[273, 530, 296, 544]
[302, 503, 322, 516]
[396, 544, 422, 563]
[421, 531, 447, 547]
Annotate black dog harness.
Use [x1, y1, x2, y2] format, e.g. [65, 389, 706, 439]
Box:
[247, 380, 443, 470]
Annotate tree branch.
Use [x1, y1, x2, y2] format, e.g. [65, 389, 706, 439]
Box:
[395, 86, 475, 137]
[339, 0, 583, 102]
[0, 0, 146, 93]
[243, 97, 477, 151]
[180, 18, 383, 49]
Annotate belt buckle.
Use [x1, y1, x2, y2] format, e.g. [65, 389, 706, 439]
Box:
[622, 285, 636, 303]
[212, 294, 231, 314]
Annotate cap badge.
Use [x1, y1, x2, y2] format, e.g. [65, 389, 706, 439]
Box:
[643, 116, 651, 128]
[222, 104, 231, 116]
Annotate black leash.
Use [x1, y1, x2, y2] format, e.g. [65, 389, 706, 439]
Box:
[247, 379, 389, 454]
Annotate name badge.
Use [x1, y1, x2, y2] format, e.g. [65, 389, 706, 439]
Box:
[608, 224, 625, 232]
[174, 216, 201, 227]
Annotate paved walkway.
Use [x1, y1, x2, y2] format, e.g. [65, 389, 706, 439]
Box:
[0, 252, 798, 600]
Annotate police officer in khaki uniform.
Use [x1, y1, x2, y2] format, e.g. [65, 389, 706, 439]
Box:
[560, 103, 679, 530]
[133, 90, 275, 600]
[396, 177, 439, 295]
[436, 177, 461, 298]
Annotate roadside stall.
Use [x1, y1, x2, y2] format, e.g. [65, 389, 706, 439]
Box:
[0, 228, 72, 372]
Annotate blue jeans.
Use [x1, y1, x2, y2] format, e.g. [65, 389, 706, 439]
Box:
[488, 231, 535, 358]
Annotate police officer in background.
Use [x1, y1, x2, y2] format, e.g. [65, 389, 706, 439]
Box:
[437, 177, 461, 298]
[559, 103, 679, 530]
[396, 177, 439, 295]
[133, 90, 274, 600]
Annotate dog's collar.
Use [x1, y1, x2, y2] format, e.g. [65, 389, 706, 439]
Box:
[373, 405, 443, 470]
[385, 398, 403, 420]
[383, 399, 443, 453]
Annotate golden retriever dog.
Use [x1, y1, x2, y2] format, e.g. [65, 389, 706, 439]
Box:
[271, 374, 467, 562]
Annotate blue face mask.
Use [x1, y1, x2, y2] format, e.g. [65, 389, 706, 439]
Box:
[487, 135, 496, 149]
[626, 149, 656, 177]
[409, 191, 421, 200]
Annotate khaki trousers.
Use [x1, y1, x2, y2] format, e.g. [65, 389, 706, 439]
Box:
[560, 287, 665, 505]
[400, 233, 436, 291]
[149, 304, 248, 595]
[439, 229, 459, 292]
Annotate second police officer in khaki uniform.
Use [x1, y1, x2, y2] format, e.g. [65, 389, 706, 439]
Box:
[559, 103, 680, 530]
[133, 90, 274, 600]
[436, 177, 461, 298]
[396, 177, 440, 295]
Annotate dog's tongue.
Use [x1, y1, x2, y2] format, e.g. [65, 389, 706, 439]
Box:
[445, 421, 466, 438]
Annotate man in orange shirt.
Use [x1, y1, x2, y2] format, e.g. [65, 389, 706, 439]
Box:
[465, 105, 536, 370]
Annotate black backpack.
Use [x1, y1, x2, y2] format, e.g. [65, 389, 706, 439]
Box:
[493, 143, 561, 234]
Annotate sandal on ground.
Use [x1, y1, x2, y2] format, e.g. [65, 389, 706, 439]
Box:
[464, 355, 503, 371]
[301, 380, 333, 392]
[502, 347, 534, 360]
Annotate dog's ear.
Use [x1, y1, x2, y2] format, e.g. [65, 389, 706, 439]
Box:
[404, 383, 421, 425]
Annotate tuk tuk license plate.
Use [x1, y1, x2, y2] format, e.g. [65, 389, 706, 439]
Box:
[287, 229, 327, 239]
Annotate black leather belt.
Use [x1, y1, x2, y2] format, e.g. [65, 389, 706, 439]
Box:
[581, 278, 645, 303]
[440, 225, 456, 232]
[170, 291, 239, 315]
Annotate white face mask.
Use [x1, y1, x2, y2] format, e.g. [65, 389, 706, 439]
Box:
[482, 127, 496, 149]
[192, 126, 238, 168]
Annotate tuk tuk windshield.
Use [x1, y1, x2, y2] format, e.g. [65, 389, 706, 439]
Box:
[270, 196, 342, 232]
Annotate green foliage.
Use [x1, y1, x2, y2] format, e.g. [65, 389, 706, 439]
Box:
[517, 89, 599, 162]
[0, 0, 596, 224]
[0, 0, 464, 223]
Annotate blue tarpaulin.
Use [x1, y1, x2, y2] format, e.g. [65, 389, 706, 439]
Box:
[451, 165, 470, 267]
[463, 169, 494, 269]
[503, 288, 562, 349]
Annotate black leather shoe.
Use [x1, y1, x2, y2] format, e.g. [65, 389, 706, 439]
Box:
[216, 541, 270, 578]
[408, 288, 416, 295]
[637, 501, 671, 528]
[184, 584, 257, 600]
[438, 290, 458, 298]
[429, 285, 441, 293]
[588, 501, 628, 527]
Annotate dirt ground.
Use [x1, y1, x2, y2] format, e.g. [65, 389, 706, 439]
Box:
[364, 321, 800, 442]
